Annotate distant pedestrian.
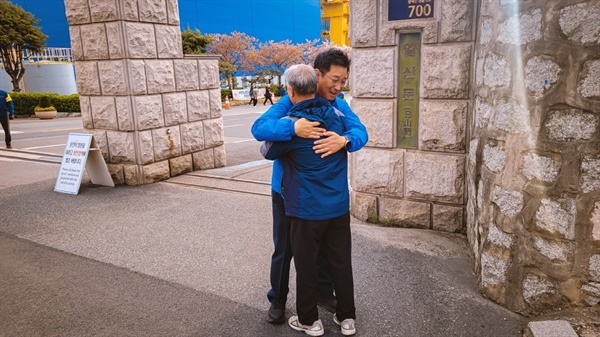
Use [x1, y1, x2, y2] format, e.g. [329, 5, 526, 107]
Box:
[0, 89, 15, 149]
[279, 84, 287, 97]
[250, 84, 258, 106]
[263, 86, 273, 105]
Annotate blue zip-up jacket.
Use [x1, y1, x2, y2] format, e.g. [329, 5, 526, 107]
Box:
[0, 90, 15, 118]
[262, 97, 349, 220]
[251, 94, 368, 194]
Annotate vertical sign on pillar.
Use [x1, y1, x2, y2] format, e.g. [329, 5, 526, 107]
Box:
[397, 33, 421, 148]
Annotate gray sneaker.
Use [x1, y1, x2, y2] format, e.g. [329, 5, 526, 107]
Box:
[334, 316, 356, 336]
[288, 316, 324, 336]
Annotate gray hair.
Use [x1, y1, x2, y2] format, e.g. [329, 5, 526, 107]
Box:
[284, 64, 318, 96]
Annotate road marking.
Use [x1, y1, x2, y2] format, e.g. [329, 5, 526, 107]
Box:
[1, 128, 81, 134]
[25, 144, 66, 150]
[43, 128, 82, 132]
[222, 111, 264, 117]
[224, 124, 243, 128]
[14, 135, 72, 141]
[231, 139, 256, 144]
[224, 116, 263, 122]
[0, 157, 57, 166]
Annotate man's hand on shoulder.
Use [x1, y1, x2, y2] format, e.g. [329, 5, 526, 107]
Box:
[313, 131, 346, 158]
[294, 118, 325, 139]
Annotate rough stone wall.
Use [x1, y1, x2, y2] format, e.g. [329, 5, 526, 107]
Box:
[470, 0, 600, 315]
[349, 0, 474, 234]
[350, 0, 599, 316]
[64, 0, 225, 185]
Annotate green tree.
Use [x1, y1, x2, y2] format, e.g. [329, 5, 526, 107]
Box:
[0, 0, 47, 92]
[181, 27, 213, 54]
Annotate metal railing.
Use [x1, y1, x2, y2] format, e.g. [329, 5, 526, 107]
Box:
[23, 48, 73, 64]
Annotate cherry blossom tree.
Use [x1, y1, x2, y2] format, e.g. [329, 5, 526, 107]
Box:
[255, 40, 301, 85]
[207, 31, 257, 90]
[296, 39, 321, 65]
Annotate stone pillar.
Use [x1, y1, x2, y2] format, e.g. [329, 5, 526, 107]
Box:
[64, 0, 225, 185]
[349, 0, 474, 233]
[470, 0, 600, 314]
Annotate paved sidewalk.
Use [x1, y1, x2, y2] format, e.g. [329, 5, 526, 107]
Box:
[0, 160, 526, 336]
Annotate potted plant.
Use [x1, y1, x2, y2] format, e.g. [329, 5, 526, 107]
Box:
[34, 96, 57, 119]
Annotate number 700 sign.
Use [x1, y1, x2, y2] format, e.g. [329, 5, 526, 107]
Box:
[389, 0, 435, 21]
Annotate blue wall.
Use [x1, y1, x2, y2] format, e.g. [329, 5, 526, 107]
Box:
[11, 0, 71, 48]
[11, 0, 321, 48]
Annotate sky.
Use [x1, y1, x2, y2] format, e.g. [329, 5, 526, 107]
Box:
[11, 0, 322, 48]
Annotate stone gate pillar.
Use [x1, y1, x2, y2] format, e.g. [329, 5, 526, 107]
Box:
[64, 0, 225, 185]
[470, 0, 600, 314]
[349, 0, 474, 233]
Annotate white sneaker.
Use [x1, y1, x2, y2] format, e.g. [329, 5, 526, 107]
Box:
[288, 315, 324, 336]
[334, 316, 356, 336]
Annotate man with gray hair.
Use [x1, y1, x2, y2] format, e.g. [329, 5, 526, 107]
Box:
[261, 63, 357, 336]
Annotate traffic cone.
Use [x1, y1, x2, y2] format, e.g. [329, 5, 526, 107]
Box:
[225, 97, 231, 109]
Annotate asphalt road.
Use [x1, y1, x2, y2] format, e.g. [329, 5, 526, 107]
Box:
[0, 104, 269, 189]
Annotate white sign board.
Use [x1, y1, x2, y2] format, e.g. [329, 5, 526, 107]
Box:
[54, 133, 114, 195]
[232, 88, 265, 100]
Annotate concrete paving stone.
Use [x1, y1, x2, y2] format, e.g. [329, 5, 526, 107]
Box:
[526, 320, 578, 337]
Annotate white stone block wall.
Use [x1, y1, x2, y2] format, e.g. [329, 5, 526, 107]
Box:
[349, 0, 473, 234]
[65, 0, 225, 185]
[470, 0, 600, 315]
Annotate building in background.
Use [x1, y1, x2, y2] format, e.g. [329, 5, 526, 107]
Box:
[320, 0, 350, 45]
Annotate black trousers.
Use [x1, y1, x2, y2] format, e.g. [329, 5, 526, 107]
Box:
[0, 115, 11, 146]
[290, 212, 356, 325]
[263, 96, 273, 105]
[267, 190, 334, 304]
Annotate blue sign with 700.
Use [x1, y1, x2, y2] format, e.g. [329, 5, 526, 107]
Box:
[389, 0, 435, 21]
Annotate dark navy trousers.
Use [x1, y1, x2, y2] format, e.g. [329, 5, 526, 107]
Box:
[0, 115, 11, 146]
[267, 190, 334, 303]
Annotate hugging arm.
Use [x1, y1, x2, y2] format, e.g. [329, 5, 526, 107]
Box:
[251, 95, 325, 142]
[312, 98, 369, 157]
[251, 96, 295, 142]
[334, 98, 368, 152]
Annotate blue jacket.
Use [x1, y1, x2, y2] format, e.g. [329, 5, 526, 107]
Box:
[262, 97, 349, 220]
[251, 94, 368, 194]
[0, 90, 15, 118]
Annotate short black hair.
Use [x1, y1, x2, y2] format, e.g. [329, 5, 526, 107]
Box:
[313, 48, 350, 75]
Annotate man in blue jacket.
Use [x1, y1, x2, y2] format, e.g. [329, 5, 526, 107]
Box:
[251, 48, 367, 329]
[262, 64, 356, 336]
[0, 89, 15, 149]
[279, 84, 287, 97]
